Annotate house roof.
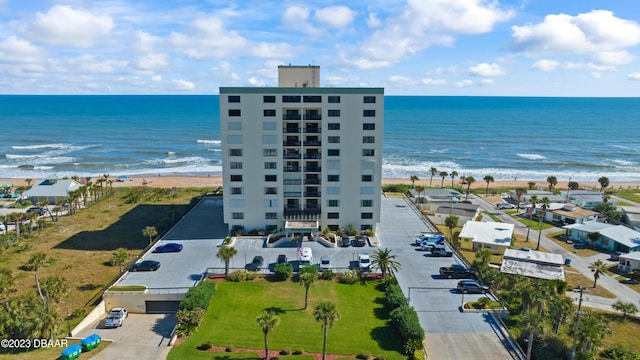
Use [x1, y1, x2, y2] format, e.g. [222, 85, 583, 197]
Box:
[620, 252, 640, 261]
[434, 203, 480, 217]
[551, 206, 599, 219]
[23, 178, 82, 198]
[459, 221, 513, 246]
[599, 225, 640, 249]
[562, 221, 611, 232]
[503, 248, 564, 265]
[620, 206, 640, 215]
[501, 248, 565, 280]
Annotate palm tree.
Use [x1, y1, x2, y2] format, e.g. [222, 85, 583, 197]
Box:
[548, 295, 574, 334]
[439, 171, 448, 188]
[110, 248, 129, 274]
[429, 167, 437, 187]
[535, 197, 550, 250]
[415, 185, 425, 209]
[444, 215, 459, 243]
[546, 176, 557, 191]
[313, 300, 340, 360]
[464, 176, 475, 200]
[597, 176, 610, 192]
[410, 175, 419, 188]
[602, 191, 611, 203]
[8, 212, 21, 239]
[26, 210, 38, 234]
[515, 188, 525, 212]
[574, 311, 611, 353]
[256, 310, 280, 359]
[568, 181, 579, 191]
[371, 248, 401, 278]
[520, 309, 548, 360]
[450, 171, 458, 188]
[142, 226, 158, 245]
[588, 259, 606, 288]
[525, 195, 538, 242]
[299, 272, 316, 310]
[611, 300, 638, 321]
[216, 245, 237, 277]
[483, 175, 494, 197]
[527, 181, 536, 190]
[25, 178, 33, 187]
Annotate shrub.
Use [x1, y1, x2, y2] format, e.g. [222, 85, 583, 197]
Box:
[176, 308, 206, 337]
[321, 270, 336, 280]
[374, 356, 386, 360]
[280, 347, 292, 355]
[292, 347, 304, 355]
[356, 352, 371, 360]
[475, 297, 492, 309]
[390, 305, 425, 343]
[274, 263, 293, 281]
[339, 270, 359, 284]
[179, 280, 216, 311]
[225, 344, 236, 352]
[601, 344, 640, 360]
[228, 269, 258, 282]
[299, 265, 318, 276]
[385, 284, 407, 310]
[197, 341, 211, 350]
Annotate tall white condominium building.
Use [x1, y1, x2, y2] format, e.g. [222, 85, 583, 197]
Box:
[220, 65, 383, 235]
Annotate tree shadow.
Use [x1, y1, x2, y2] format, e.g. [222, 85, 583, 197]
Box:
[370, 326, 404, 352]
[150, 313, 178, 339]
[77, 283, 101, 291]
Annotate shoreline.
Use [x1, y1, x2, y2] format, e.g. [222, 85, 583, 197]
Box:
[2, 176, 639, 191]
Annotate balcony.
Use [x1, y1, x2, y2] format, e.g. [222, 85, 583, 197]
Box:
[284, 207, 321, 217]
[304, 153, 321, 159]
[283, 128, 300, 133]
[284, 167, 301, 172]
[303, 140, 321, 146]
[304, 127, 321, 134]
[283, 179, 302, 185]
[283, 140, 301, 147]
[284, 192, 302, 197]
[304, 178, 320, 185]
[283, 153, 301, 159]
[304, 192, 321, 197]
[304, 167, 322, 172]
[283, 114, 301, 120]
[303, 114, 322, 120]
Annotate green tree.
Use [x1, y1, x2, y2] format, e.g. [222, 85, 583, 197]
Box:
[588, 259, 607, 288]
[175, 308, 205, 337]
[536, 197, 550, 251]
[8, 212, 22, 239]
[25, 178, 33, 187]
[299, 272, 317, 310]
[593, 202, 622, 221]
[568, 181, 580, 190]
[483, 175, 494, 197]
[371, 248, 401, 278]
[598, 176, 610, 192]
[527, 181, 536, 190]
[450, 171, 458, 187]
[464, 176, 475, 200]
[111, 248, 129, 273]
[142, 225, 158, 245]
[475, 248, 492, 265]
[216, 245, 238, 277]
[439, 171, 448, 188]
[0, 268, 15, 298]
[547, 176, 558, 191]
[525, 195, 538, 242]
[40, 275, 70, 303]
[515, 188, 526, 211]
[520, 309, 548, 360]
[415, 185, 425, 209]
[429, 167, 438, 187]
[26, 252, 48, 271]
[410, 175, 419, 188]
[548, 295, 574, 334]
[26, 210, 38, 234]
[313, 300, 340, 360]
[611, 300, 638, 321]
[574, 311, 611, 353]
[256, 310, 280, 359]
[444, 215, 459, 242]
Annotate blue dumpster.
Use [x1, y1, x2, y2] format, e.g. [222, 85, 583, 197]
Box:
[61, 344, 82, 360]
[81, 333, 101, 351]
[565, 258, 572, 266]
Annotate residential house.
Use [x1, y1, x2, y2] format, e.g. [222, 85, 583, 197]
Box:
[560, 190, 614, 210]
[22, 175, 82, 205]
[519, 190, 564, 204]
[500, 248, 565, 281]
[458, 221, 514, 254]
[563, 221, 640, 253]
[620, 206, 640, 231]
[429, 203, 480, 227]
[418, 188, 463, 214]
[618, 252, 640, 273]
[548, 204, 599, 225]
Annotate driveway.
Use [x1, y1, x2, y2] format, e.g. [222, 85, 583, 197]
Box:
[76, 313, 176, 360]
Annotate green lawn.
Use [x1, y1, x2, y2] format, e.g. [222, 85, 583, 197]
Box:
[511, 216, 555, 231]
[169, 279, 404, 359]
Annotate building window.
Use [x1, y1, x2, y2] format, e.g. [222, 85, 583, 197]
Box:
[265, 187, 278, 195]
[231, 187, 243, 195]
[361, 212, 373, 219]
[266, 212, 278, 219]
[263, 122, 276, 130]
[227, 135, 243, 144]
[361, 160, 375, 170]
[363, 123, 375, 130]
[327, 160, 340, 170]
[229, 148, 243, 156]
[328, 96, 341, 103]
[230, 162, 242, 169]
[327, 212, 339, 219]
[283, 95, 301, 103]
[328, 123, 340, 130]
[263, 95, 276, 103]
[264, 199, 279, 207]
[327, 174, 340, 182]
[303, 95, 322, 103]
[265, 162, 277, 169]
[328, 199, 340, 207]
[265, 175, 277, 182]
[263, 109, 276, 117]
[326, 187, 340, 195]
[230, 175, 243, 182]
[228, 95, 241, 103]
[362, 174, 373, 182]
[328, 109, 340, 117]
[232, 212, 244, 219]
[228, 122, 242, 130]
[361, 187, 374, 195]
[361, 199, 373, 207]
[364, 96, 376, 103]
[327, 149, 340, 156]
[328, 136, 340, 143]
[363, 136, 375, 143]
[262, 135, 278, 144]
[229, 109, 241, 116]
[230, 199, 245, 208]
[362, 149, 375, 156]
[266, 224, 278, 231]
[263, 148, 277, 156]
[363, 110, 376, 117]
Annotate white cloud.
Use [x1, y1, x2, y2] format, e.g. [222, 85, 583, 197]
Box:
[249, 42, 294, 58]
[132, 53, 167, 72]
[510, 10, 640, 55]
[481, 79, 495, 85]
[172, 79, 195, 90]
[455, 79, 473, 87]
[421, 78, 446, 85]
[627, 72, 640, 80]
[594, 50, 633, 65]
[69, 55, 125, 74]
[563, 62, 615, 71]
[0, 36, 45, 63]
[169, 16, 248, 60]
[388, 75, 418, 86]
[406, 0, 514, 34]
[282, 6, 318, 35]
[532, 59, 559, 71]
[248, 77, 265, 86]
[131, 30, 162, 54]
[314, 6, 355, 29]
[469, 63, 505, 77]
[367, 13, 382, 28]
[25, 5, 114, 48]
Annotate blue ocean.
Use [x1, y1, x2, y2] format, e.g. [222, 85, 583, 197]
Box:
[1, 95, 639, 183]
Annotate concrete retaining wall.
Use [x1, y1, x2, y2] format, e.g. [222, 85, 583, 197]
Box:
[70, 300, 106, 337]
[103, 291, 185, 314]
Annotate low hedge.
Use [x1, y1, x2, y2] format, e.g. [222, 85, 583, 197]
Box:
[179, 280, 216, 311]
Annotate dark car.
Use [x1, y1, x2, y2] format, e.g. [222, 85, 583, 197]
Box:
[457, 280, 489, 294]
[340, 235, 351, 247]
[246, 256, 264, 271]
[26, 206, 47, 216]
[130, 260, 160, 272]
[354, 235, 367, 247]
[154, 243, 183, 253]
[276, 254, 288, 264]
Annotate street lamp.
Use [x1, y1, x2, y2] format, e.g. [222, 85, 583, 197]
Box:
[570, 285, 586, 360]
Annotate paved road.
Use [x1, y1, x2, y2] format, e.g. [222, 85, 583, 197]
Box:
[376, 196, 519, 360]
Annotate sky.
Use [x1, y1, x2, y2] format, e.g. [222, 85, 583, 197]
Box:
[1, 0, 639, 96]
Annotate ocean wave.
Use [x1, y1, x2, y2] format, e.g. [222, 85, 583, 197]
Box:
[610, 159, 636, 166]
[196, 139, 221, 145]
[516, 153, 546, 160]
[429, 148, 449, 154]
[5, 154, 77, 164]
[207, 148, 222, 152]
[11, 143, 71, 150]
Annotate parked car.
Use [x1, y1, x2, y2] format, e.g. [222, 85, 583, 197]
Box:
[439, 264, 475, 279]
[26, 206, 47, 216]
[340, 235, 351, 247]
[319, 256, 332, 271]
[457, 280, 489, 294]
[153, 243, 183, 253]
[415, 232, 438, 245]
[276, 254, 288, 264]
[105, 308, 128, 328]
[419, 234, 445, 251]
[354, 235, 367, 247]
[0, 223, 5, 232]
[130, 260, 160, 272]
[496, 203, 515, 209]
[430, 245, 453, 257]
[358, 253, 371, 271]
[610, 251, 625, 261]
[246, 256, 264, 271]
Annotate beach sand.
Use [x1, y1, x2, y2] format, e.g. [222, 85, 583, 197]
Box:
[2, 176, 639, 191]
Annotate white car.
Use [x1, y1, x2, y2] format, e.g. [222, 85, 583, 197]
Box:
[299, 247, 313, 266]
[496, 203, 516, 209]
[357, 254, 371, 271]
[319, 256, 331, 271]
[105, 308, 128, 328]
[0, 223, 5, 232]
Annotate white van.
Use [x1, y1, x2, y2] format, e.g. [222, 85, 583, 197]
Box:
[299, 247, 313, 266]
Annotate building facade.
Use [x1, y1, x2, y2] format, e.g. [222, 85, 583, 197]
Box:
[220, 65, 384, 234]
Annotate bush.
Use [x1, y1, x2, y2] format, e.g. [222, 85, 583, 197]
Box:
[321, 270, 336, 280]
[356, 352, 371, 360]
[179, 280, 216, 311]
[228, 269, 258, 282]
[274, 263, 293, 281]
[339, 270, 359, 284]
[601, 344, 640, 360]
[197, 341, 211, 350]
[385, 284, 408, 310]
[390, 305, 425, 343]
[280, 347, 291, 355]
[475, 297, 491, 309]
[299, 265, 318, 276]
[374, 356, 386, 360]
[292, 347, 304, 355]
[225, 344, 236, 352]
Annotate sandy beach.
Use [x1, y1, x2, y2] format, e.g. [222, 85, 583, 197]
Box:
[2, 175, 639, 191]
